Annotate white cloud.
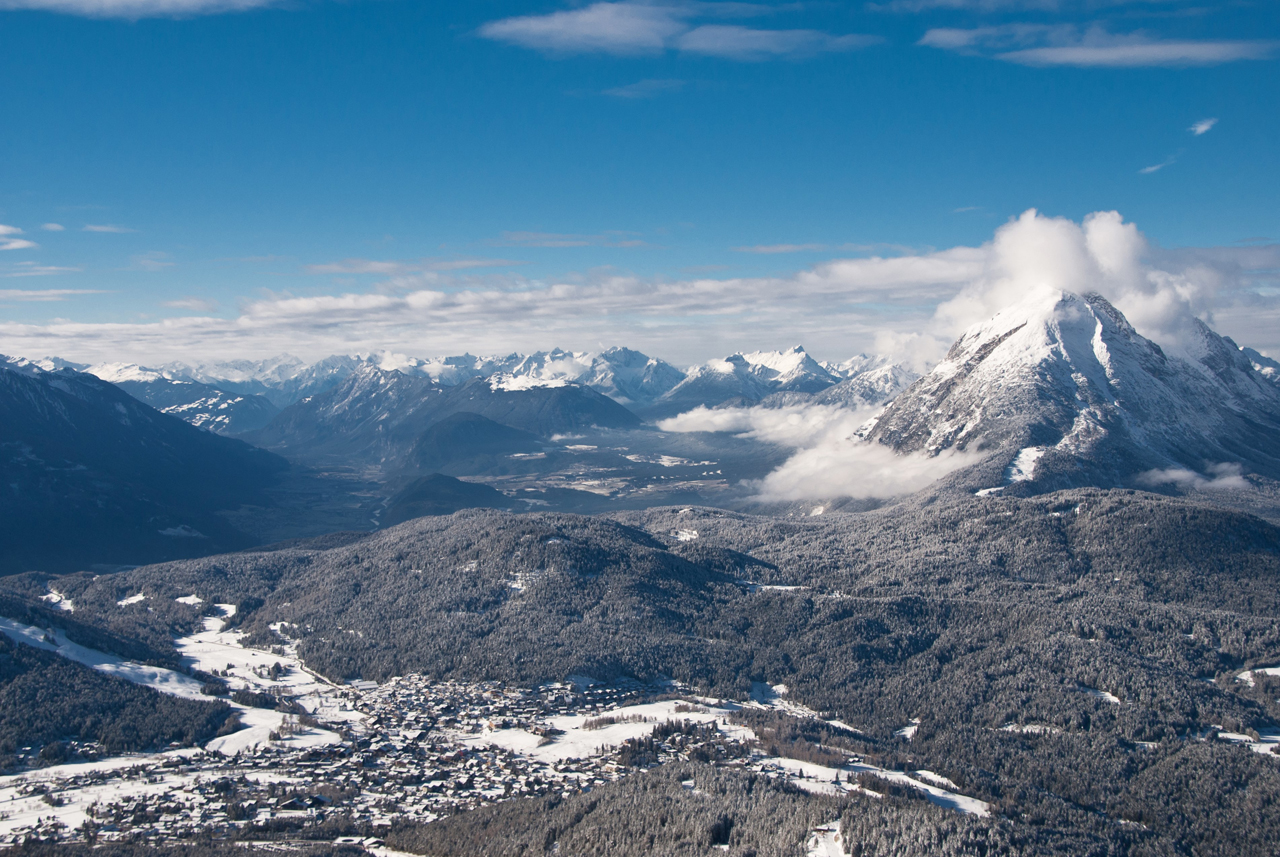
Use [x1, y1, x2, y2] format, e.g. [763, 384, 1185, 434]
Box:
[0, 0, 277, 18]
[0, 226, 36, 250]
[305, 257, 522, 275]
[754, 440, 982, 500]
[604, 78, 685, 99]
[83, 224, 135, 233]
[1137, 462, 1250, 491]
[40, 223, 65, 231]
[2, 263, 82, 277]
[0, 289, 105, 301]
[131, 252, 174, 271]
[1003, 41, 1277, 68]
[479, 2, 875, 61]
[499, 231, 648, 248]
[1189, 117, 1217, 135]
[163, 297, 219, 312]
[479, 2, 689, 55]
[920, 24, 1278, 67]
[660, 402, 876, 448]
[879, 0, 1192, 10]
[660, 401, 979, 499]
[1139, 154, 1176, 174]
[676, 25, 877, 59]
[733, 243, 828, 254]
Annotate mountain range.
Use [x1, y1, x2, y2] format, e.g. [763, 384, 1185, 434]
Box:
[46, 346, 915, 435]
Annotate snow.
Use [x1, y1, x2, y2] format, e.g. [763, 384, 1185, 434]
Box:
[175, 594, 204, 605]
[894, 719, 920, 740]
[39, 590, 73, 612]
[761, 755, 989, 816]
[1001, 723, 1062, 735]
[1007, 446, 1045, 482]
[810, 506, 825, 516]
[173, 611, 354, 753]
[0, 617, 206, 700]
[461, 699, 754, 764]
[1237, 665, 1280, 687]
[913, 770, 960, 790]
[1216, 729, 1280, 756]
[807, 824, 846, 857]
[673, 529, 698, 541]
[488, 373, 570, 392]
[158, 525, 207, 538]
[1081, 686, 1121, 704]
[116, 593, 146, 607]
[870, 289, 1280, 487]
[85, 362, 165, 383]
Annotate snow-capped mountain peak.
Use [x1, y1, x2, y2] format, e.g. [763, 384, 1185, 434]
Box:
[86, 362, 168, 383]
[868, 288, 1280, 491]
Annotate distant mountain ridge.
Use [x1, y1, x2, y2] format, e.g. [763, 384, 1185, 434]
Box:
[244, 365, 642, 467]
[866, 289, 1280, 493]
[43, 346, 923, 431]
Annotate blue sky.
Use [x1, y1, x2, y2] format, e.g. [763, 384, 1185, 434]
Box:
[0, 0, 1277, 365]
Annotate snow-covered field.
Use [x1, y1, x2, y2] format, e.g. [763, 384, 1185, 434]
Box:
[174, 607, 356, 753]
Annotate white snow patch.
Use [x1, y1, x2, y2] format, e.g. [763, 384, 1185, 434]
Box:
[117, 592, 146, 607]
[461, 699, 751, 764]
[0, 617, 206, 700]
[807, 823, 846, 857]
[488, 373, 570, 392]
[894, 719, 920, 740]
[1216, 729, 1280, 756]
[1001, 723, 1062, 735]
[1081, 686, 1121, 704]
[175, 594, 204, 605]
[673, 529, 698, 541]
[1007, 446, 1045, 482]
[158, 524, 207, 538]
[913, 770, 960, 790]
[39, 590, 73, 612]
[1237, 665, 1280, 687]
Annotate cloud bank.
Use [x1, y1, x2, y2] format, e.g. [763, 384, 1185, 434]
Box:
[0, 209, 1276, 371]
[659, 402, 981, 500]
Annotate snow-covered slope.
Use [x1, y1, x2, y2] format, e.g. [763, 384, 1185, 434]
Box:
[654, 346, 841, 416]
[85, 363, 279, 434]
[811, 363, 920, 409]
[737, 346, 842, 393]
[867, 289, 1280, 492]
[1242, 346, 1280, 388]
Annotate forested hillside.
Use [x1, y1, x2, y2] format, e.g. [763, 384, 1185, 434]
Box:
[5, 490, 1280, 853]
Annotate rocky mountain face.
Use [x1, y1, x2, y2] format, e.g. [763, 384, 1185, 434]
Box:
[0, 360, 287, 574]
[87, 364, 278, 435]
[866, 289, 1280, 493]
